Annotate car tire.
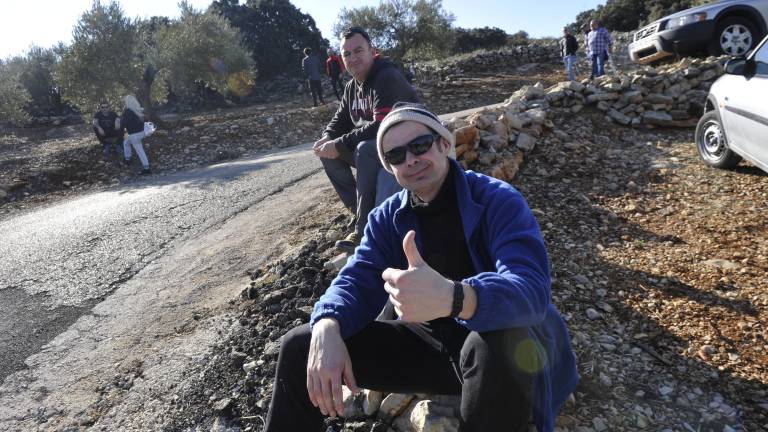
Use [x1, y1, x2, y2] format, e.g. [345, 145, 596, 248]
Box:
[695, 111, 742, 169]
[711, 16, 761, 56]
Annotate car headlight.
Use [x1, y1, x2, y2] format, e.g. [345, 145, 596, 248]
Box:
[666, 12, 707, 30]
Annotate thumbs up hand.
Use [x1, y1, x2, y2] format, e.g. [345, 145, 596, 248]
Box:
[381, 230, 454, 322]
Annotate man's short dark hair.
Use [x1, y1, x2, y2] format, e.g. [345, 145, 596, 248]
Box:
[341, 26, 371, 45]
[303, 47, 312, 55]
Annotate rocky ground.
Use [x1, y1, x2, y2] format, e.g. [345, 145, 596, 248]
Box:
[2, 49, 766, 431]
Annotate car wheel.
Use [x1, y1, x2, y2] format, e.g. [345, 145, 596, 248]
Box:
[712, 17, 760, 56]
[695, 111, 742, 169]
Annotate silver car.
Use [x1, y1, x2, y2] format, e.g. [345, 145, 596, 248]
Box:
[696, 34, 768, 172]
[629, 0, 768, 64]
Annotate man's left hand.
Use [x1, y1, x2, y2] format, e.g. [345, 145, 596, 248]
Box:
[382, 230, 453, 322]
[314, 139, 339, 159]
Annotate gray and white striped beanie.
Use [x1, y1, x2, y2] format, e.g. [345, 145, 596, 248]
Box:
[376, 103, 455, 174]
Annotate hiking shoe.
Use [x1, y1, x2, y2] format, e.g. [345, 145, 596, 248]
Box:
[140, 168, 151, 175]
[123, 159, 131, 166]
[335, 232, 360, 254]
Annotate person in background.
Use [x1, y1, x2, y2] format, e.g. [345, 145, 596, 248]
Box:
[302, 47, 326, 107]
[121, 95, 151, 175]
[560, 26, 579, 81]
[264, 103, 579, 432]
[587, 19, 612, 78]
[92, 102, 122, 160]
[312, 26, 419, 253]
[326, 48, 345, 101]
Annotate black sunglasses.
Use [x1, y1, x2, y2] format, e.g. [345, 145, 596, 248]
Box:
[383, 133, 439, 165]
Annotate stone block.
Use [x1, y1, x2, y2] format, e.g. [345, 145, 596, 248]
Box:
[516, 132, 536, 152]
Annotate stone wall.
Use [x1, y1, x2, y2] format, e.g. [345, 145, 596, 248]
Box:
[444, 55, 727, 185]
[414, 43, 561, 83]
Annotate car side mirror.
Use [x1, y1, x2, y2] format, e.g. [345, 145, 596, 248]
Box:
[724, 58, 747, 75]
[724, 57, 756, 76]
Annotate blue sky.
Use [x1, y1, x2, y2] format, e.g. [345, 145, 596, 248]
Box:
[0, 0, 606, 59]
[292, 0, 607, 42]
[0, 0, 212, 59]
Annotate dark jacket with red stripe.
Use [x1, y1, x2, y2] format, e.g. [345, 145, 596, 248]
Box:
[324, 57, 419, 153]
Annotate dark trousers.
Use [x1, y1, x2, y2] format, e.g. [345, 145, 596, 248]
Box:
[320, 139, 401, 238]
[93, 128, 122, 157]
[264, 320, 535, 432]
[330, 74, 344, 100]
[308, 79, 325, 106]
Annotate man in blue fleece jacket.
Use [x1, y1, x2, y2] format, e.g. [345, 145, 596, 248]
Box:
[265, 104, 578, 432]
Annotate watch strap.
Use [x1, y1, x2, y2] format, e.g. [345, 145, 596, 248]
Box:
[449, 280, 465, 318]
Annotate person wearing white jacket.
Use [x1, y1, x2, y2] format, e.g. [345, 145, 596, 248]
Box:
[121, 95, 151, 174]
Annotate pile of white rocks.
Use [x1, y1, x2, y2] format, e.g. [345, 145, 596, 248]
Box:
[433, 54, 730, 186]
[543, 55, 727, 128]
[447, 101, 549, 184]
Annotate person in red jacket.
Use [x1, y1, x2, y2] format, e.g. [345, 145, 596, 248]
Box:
[325, 48, 345, 101]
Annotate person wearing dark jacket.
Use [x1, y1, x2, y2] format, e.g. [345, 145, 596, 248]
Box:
[265, 104, 579, 432]
[313, 27, 419, 252]
[559, 27, 579, 81]
[92, 102, 123, 159]
[326, 48, 345, 101]
[121, 95, 151, 174]
[302, 48, 326, 107]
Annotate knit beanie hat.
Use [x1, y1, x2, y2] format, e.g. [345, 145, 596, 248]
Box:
[376, 102, 455, 173]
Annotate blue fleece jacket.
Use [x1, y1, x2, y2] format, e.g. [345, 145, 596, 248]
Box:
[311, 160, 579, 431]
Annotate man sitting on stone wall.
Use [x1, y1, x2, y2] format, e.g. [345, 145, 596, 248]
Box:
[92, 102, 123, 159]
[313, 26, 419, 253]
[265, 103, 579, 432]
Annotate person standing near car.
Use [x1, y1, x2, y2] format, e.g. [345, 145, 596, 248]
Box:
[587, 20, 612, 78]
[92, 102, 123, 160]
[560, 27, 579, 81]
[326, 48, 345, 101]
[302, 47, 326, 107]
[312, 26, 419, 253]
[121, 95, 151, 175]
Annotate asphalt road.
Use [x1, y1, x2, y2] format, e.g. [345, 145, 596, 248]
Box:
[0, 143, 321, 383]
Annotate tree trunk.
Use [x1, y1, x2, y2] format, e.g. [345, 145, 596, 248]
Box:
[137, 65, 171, 130]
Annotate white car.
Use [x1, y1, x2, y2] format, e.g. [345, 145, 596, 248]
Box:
[629, 0, 768, 64]
[695, 34, 768, 172]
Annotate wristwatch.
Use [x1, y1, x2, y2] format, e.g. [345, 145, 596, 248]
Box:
[449, 280, 465, 318]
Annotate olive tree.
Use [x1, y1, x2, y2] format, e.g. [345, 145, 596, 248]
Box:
[55, 1, 141, 115]
[56, 1, 254, 123]
[154, 2, 255, 100]
[0, 60, 31, 125]
[333, 0, 455, 61]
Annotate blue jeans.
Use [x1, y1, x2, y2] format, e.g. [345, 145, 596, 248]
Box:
[563, 55, 576, 81]
[591, 53, 606, 78]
